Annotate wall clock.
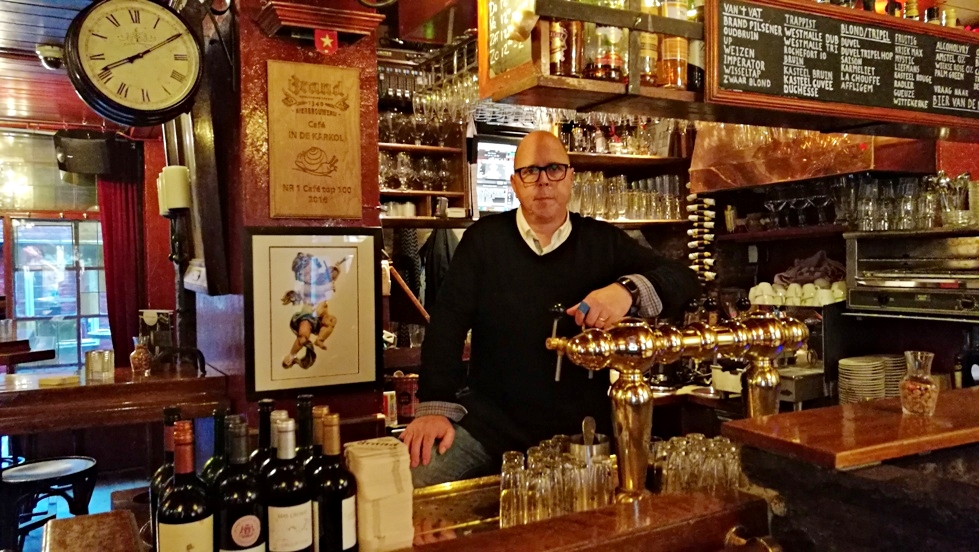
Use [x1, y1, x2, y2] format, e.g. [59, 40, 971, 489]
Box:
[64, 0, 204, 127]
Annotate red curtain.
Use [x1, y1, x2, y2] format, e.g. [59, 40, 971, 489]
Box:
[97, 155, 146, 366]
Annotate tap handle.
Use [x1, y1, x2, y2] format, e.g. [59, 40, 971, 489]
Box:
[703, 297, 719, 312]
[685, 299, 702, 313]
[735, 297, 752, 317]
[550, 303, 565, 382]
[550, 303, 566, 317]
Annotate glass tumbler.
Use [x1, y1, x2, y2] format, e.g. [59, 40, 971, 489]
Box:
[500, 458, 526, 528]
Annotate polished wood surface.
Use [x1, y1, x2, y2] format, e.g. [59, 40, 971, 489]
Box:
[412, 490, 768, 551]
[42, 510, 142, 552]
[722, 387, 979, 470]
[0, 366, 228, 435]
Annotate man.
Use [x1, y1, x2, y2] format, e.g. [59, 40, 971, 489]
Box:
[402, 131, 700, 487]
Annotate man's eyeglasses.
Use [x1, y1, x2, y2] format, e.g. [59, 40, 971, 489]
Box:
[514, 163, 570, 185]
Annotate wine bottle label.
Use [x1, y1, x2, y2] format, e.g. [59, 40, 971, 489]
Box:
[550, 21, 569, 63]
[269, 502, 313, 552]
[230, 515, 262, 548]
[689, 39, 705, 69]
[158, 516, 214, 552]
[342, 496, 357, 550]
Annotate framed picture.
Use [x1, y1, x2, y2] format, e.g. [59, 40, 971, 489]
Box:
[244, 227, 382, 398]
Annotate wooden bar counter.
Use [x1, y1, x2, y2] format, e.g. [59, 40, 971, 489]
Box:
[0, 366, 229, 435]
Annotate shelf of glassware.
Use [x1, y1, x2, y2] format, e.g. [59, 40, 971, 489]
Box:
[612, 219, 688, 229]
[378, 189, 467, 198]
[378, 143, 463, 154]
[716, 225, 846, 243]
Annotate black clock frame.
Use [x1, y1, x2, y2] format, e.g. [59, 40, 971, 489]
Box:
[63, 0, 204, 127]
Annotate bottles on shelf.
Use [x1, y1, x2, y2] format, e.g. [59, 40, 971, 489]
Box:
[266, 418, 314, 552]
[308, 413, 358, 552]
[687, 0, 705, 93]
[201, 407, 229, 490]
[150, 406, 182, 529]
[158, 421, 213, 552]
[216, 416, 267, 552]
[151, 397, 361, 552]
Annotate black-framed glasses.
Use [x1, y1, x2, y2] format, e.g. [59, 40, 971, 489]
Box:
[514, 163, 570, 185]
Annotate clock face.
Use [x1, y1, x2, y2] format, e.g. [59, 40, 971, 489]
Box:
[74, 0, 201, 112]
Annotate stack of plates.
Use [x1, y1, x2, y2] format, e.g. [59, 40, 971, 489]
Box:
[880, 354, 906, 398]
[838, 356, 886, 404]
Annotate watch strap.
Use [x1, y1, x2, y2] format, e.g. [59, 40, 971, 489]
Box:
[617, 276, 641, 307]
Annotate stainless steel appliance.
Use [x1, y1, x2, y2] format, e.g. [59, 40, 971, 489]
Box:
[846, 228, 979, 319]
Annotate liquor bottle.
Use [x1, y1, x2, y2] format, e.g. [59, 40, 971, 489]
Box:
[308, 413, 358, 552]
[884, 0, 902, 16]
[158, 421, 213, 552]
[216, 417, 267, 552]
[694, 220, 716, 230]
[688, 212, 715, 222]
[593, 0, 628, 82]
[567, 18, 586, 77]
[308, 405, 331, 467]
[295, 395, 316, 466]
[150, 406, 182, 529]
[201, 407, 229, 489]
[687, 0, 705, 92]
[657, 0, 688, 88]
[250, 399, 276, 474]
[903, 0, 919, 19]
[688, 251, 712, 260]
[265, 419, 314, 552]
[639, 0, 661, 86]
[688, 239, 713, 249]
[923, 6, 940, 23]
[687, 229, 715, 239]
[943, 7, 957, 26]
[261, 410, 291, 477]
[551, 19, 572, 76]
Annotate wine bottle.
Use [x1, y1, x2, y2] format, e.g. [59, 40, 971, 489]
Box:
[150, 406, 182, 529]
[201, 407, 229, 489]
[308, 413, 358, 552]
[295, 395, 315, 466]
[261, 410, 290, 478]
[688, 213, 715, 222]
[688, 251, 712, 260]
[216, 417, 267, 552]
[158, 421, 214, 552]
[308, 405, 331, 467]
[250, 399, 276, 474]
[265, 419, 314, 552]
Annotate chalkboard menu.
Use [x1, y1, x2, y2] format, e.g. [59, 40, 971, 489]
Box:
[488, 0, 532, 78]
[717, 0, 979, 119]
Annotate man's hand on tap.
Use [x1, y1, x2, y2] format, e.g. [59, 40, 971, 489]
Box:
[567, 282, 633, 330]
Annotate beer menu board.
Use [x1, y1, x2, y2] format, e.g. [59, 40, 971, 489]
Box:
[717, 0, 979, 119]
[488, 0, 532, 78]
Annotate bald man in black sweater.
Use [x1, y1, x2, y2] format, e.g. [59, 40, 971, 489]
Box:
[402, 131, 700, 487]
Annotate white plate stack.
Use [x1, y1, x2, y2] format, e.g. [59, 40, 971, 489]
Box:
[838, 356, 886, 404]
[880, 354, 906, 398]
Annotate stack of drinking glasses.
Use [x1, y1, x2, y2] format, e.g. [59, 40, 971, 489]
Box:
[569, 172, 684, 221]
[499, 437, 616, 529]
[650, 434, 743, 495]
[854, 171, 977, 232]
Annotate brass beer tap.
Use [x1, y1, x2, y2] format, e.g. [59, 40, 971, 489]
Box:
[545, 309, 808, 502]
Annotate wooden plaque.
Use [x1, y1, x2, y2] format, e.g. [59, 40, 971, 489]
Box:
[268, 61, 362, 219]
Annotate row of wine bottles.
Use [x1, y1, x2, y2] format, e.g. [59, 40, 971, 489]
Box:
[150, 395, 357, 552]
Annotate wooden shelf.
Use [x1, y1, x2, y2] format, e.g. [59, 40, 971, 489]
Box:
[379, 189, 465, 198]
[716, 225, 845, 243]
[380, 217, 474, 229]
[611, 219, 687, 229]
[378, 143, 463, 154]
[568, 152, 687, 172]
[843, 226, 979, 240]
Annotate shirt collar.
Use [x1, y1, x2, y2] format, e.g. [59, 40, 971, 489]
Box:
[516, 207, 572, 255]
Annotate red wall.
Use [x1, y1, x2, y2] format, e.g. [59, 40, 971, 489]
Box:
[196, 0, 382, 422]
[936, 141, 979, 178]
[143, 140, 176, 311]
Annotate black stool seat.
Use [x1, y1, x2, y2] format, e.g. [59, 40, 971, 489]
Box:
[0, 456, 97, 552]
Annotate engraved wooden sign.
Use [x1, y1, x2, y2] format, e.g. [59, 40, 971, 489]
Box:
[268, 61, 362, 218]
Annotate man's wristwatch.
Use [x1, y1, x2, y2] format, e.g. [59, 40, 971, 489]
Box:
[617, 276, 641, 308]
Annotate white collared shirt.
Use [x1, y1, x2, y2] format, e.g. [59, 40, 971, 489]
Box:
[516, 207, 572, 256]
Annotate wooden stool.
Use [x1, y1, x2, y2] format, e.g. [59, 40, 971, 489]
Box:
[0, 456, 97, 552]
[41, 511, 141, 552]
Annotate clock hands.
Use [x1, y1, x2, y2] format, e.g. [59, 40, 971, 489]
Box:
[101, 32, 183, 72]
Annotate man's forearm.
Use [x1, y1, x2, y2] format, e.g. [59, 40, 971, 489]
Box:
[414, 401, 468, 422]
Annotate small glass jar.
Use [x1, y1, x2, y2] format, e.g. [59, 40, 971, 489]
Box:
[130, 336, 152, 375]
[900, 351, 939, 416]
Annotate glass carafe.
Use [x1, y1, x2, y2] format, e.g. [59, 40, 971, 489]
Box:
[900, 351, 939, 416]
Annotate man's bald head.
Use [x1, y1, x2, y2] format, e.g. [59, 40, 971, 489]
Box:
[513, 130, 570, 170]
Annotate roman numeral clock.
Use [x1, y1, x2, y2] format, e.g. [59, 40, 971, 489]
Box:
[64, 0, 203, 126]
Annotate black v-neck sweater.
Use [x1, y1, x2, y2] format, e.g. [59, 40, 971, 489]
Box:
[418, 210, 700, 457]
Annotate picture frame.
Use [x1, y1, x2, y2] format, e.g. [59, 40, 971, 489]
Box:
[244, 227, 383, 399]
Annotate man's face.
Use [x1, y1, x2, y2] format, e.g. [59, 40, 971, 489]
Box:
[509, 133, 573, 224]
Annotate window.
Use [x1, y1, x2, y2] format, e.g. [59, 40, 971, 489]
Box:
[12, 219, 111, 371]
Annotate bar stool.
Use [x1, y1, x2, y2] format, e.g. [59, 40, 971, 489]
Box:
[0, 456, 97, 552]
